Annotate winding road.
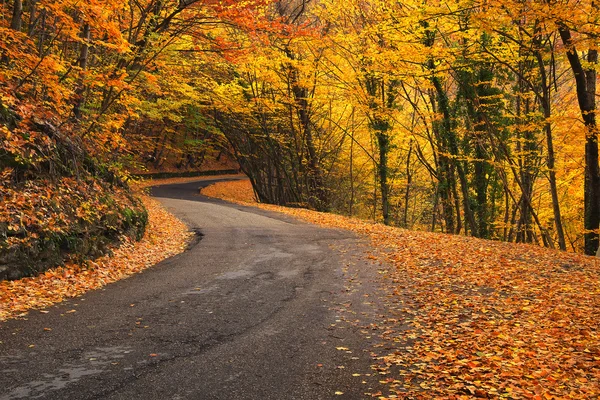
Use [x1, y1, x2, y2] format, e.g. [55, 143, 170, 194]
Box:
[0, 177, 384, 399]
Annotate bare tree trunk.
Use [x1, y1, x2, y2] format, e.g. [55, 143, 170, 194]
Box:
[28, 0, 37, 36]
[349, 110, 355, 216]
[11, 0, 23, 31]
[79, 24, 90, 69]
[377, 132, 390, 225]
[431, 184, 439, 232]
[534, 37, 566, 250]
[403, 140, 413, 228]
[558, 25, 599, 255]
[543, 97, 566, 250]
[503, 185, 510, 241]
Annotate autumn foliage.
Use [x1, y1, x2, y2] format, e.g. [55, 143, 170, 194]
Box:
[194, 0, 600, 256]
[4, 0, 600, 281]
[0, 0, 269, 278]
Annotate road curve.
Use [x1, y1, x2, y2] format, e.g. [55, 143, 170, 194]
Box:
[0, 177, 382, 400]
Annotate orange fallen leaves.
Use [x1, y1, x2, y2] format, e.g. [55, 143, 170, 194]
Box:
[133, 174, 246, 190]
[0, 194, 193, 321]
[200, 178, 257, 203]
[203, 179, 600, 398]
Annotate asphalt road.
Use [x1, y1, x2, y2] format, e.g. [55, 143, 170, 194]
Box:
[0, 177, 385, 400]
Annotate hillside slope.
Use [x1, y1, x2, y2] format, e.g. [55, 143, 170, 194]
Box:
[1, 105, 147, 280]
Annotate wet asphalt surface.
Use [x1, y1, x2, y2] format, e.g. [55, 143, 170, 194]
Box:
[0, 177, 387, 400]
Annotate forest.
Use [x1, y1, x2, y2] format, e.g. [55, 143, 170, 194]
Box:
[1, 0, 599, 278]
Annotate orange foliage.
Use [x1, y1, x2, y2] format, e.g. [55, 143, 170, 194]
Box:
[200, 179, 256, 203]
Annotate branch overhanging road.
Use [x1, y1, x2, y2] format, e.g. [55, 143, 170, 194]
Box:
[0, 177, 388, 400]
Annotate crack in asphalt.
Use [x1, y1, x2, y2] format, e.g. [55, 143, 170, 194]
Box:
[87, 283, 308, 400]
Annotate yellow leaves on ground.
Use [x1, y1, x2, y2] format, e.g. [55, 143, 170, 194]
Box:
[0, 193, 193, 321]
[134, 175, 246, 191]
[201, 179, 257, 203]
[203, 179, 600, 398]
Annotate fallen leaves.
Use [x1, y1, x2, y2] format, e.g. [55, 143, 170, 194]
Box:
[0, 194, 193, 321]
[203, 179, 600, 398]
[0, 173, 148, 280]
[200, 179, 257, 203]
[133, 175, 246, 191]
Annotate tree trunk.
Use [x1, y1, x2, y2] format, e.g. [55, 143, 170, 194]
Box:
[377, 132, 390, 225]
[543, 97, 566, 250]
[534, 36, 566, 250]
[474, 141, 488, 237]
[427, 88, 456, 233]
[285, 52, 326, 210]
[431, 75, 477, 235]
[404, 140, 413, 228]
[11, 0, 23, 31]
[28, 0, 37, 36]
[349, 110, 355, 215]
[558, 26, 599, 255]
[79, 24, 90, 69]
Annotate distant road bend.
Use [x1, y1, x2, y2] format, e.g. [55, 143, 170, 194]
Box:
[0, 177, 381, 399]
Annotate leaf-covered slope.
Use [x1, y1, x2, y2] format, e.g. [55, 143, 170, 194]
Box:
[0, 194, 191, 321]
[0, 105, 147, 280]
